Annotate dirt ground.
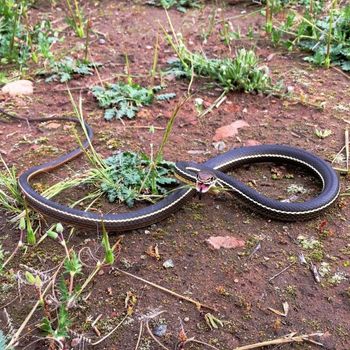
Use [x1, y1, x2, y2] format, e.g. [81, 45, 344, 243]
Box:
[0, 1, 350, 349]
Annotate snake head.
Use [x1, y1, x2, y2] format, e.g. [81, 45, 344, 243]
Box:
[196, 171, 217, 193]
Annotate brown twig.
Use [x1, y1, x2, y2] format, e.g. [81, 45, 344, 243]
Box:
[232, 332, 324, 350]
[183, 338, 220, 350]
[91, 313, 128, 346]
[269, 262, 295, 282]
[345, 128, 349, 172]
[134, 321, 143, 350]
[115, 268, 216, 311]
[331, 66, 350, 80]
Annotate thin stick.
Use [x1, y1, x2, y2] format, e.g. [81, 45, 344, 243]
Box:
[198, 90, 227, 118]
[345, 128, 349, 172]
[187, 63, 195, 94]
[185, 338, 220, 350]
[332, 66, 350, 80]
[115, 268, 216, 311]
[331, 144, 345, 164]
[2, 229, 24, 269]
[232, 332, 324, 350]
[123, 125, 165, 130]
[269, 262, 295, 282]
[150, 32, 159, 86]
[91, 313, 128, 346]
[0, 296, 19, 310]
[134, 321, 143, 350]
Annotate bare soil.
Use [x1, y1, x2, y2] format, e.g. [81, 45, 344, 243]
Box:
[1, 1, 350, 350]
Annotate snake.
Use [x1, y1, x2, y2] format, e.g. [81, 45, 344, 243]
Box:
[0, 108, 340, 231]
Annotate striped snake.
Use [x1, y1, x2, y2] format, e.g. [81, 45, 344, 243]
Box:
[0, 108, 340, 231]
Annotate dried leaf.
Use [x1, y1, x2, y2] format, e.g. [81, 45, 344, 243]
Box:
[146, 243, 161, 260]
[268, 302, 289, 317]
[125, 291, 137, 315]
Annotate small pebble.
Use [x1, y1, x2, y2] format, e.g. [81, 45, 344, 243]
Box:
[98, 38, 106, 45]
[213, 141, 226, 151]
[234, 279, 239, 283]
[184, 317, 190, 322]
[153, 324, 167, 337]
[163, 259, 174, 269]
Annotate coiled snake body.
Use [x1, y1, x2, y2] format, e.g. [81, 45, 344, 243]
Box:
[1, 109, 340, 232]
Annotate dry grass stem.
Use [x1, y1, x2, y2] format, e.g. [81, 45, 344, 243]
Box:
[232, 332, 324, 350]
[115, 268, 216, 311]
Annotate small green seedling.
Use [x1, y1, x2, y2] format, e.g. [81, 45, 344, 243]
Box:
[204, 313, 224, 330]
[315, 129, 332, 139]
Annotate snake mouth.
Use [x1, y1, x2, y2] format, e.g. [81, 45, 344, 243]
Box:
[196, 182, 212, 193]
[195, 170, 217, 194]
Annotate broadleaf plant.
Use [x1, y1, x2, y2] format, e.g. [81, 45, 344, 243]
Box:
[299, 5, 350, 71]
[264, 3, 350, 71]
[91, 82, 154, 120]
[100, 151, 177, 207]
[0, 1, 58, 66]
[45, 57, 98, 83]
[147, 0, 202, 12]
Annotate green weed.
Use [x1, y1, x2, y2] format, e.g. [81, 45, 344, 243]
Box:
[300, 5, 350, 70]
[101, 221, 114, 265]
[315, 129, 332, 139]
[165, 34, 273, 93]
[41, 304, 71, 341]
[147, 0, 202, 12]
[100, 151, 177, 207]
[0, 2, 58, 67]
[297, 235, 324, 262]
[156, 92, 177, 101]
[0, 157, 23, 219]
[220, 22, 242, 45]
[66, 91, 181, 209]
[45, 57, 98, 83]
[91, 82, 154, 120]
[264, 2, 350, 71]
[64, 0, 85, 38]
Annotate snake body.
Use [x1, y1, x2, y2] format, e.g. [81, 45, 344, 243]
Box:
[1, 108, 340, 231]
[175, 145, 340, 221]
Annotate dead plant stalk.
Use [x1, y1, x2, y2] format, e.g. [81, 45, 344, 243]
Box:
[232, 332, 324, 350]
[115, 268, 216, 311]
